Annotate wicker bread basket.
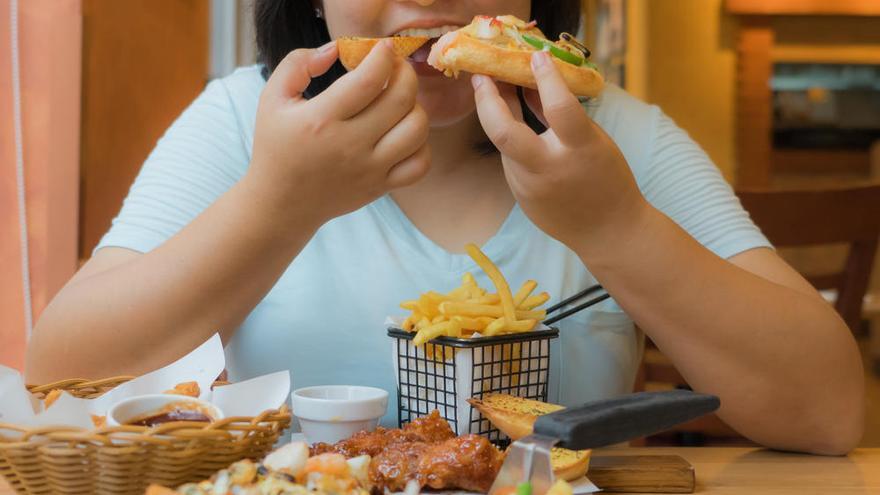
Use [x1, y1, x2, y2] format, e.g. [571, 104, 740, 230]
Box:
[0, 377, 291, 495]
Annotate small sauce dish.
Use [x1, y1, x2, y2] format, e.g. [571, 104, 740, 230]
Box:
[107, 394, 224, 427]
[291, 385, 389, 444]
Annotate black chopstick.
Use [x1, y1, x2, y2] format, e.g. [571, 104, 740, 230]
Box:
[542, 284, 610, 325]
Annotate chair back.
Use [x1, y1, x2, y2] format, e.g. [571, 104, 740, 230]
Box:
[635, 183, 880, 446]
[738, 184, 880, 331]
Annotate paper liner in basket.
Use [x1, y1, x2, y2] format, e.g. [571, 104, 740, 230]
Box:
[0, 333, 290, 429]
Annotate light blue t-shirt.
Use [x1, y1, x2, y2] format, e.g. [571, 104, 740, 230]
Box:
[96, 65, 770, 424]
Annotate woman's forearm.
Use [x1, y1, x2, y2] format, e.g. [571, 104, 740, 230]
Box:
[575, 203, 864, 454]
[26, 173, 321, 383]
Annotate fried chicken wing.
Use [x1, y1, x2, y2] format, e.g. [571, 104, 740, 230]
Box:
[369, 435, 505, 493]
[310, 411, 502, 493]
[310, 410, 455, 457]
[401, 410, 457, 443]
[418, 435, 505, 493]
[311, 411, 502, 493]
[368, 441, 431, 491]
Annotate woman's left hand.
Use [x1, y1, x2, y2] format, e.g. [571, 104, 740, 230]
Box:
[472, 51, 648, 253]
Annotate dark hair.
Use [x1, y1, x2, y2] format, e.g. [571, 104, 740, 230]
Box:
[254, 0, 582, 148]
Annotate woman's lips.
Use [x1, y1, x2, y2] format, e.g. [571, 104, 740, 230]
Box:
[407, 40, 443, 77]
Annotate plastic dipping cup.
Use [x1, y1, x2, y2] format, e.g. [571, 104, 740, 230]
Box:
[291, 385, 389, 444]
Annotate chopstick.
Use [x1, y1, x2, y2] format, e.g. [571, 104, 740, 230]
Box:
[542, 284, 610, 325]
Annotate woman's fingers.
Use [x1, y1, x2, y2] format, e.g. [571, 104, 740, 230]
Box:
[386, 142, 432, 189]
[530, 51, 591, 146]
[351, 58, 419, 139]
[263, 42, 339, 102]
[496, 82, 524, 122]
[472, 75, 543, 167]
[316, 40, 398, 119]
[522, 88, 548, 128]
[373, 104, 430, 168]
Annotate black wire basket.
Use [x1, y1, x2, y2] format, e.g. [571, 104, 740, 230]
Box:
[389, 327, 559, 444]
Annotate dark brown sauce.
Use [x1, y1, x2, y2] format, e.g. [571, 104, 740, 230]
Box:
[128, 408, 212, 427]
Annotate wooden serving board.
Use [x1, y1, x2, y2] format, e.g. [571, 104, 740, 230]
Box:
[588, 455, 695, 493]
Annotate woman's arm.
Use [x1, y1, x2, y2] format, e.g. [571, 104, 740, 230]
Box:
[579, 207, 863, 455]
[27, 175, 321, 383]
[472, 51, 863, 455]
[27, 41, 431, 383]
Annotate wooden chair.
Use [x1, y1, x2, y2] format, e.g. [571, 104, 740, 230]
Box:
[636, 183, 880, 445]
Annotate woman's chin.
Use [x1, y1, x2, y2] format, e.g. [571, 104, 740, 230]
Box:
[415, 72, 477, 128]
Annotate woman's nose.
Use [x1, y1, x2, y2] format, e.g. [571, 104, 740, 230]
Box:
[395, 0, 436, 6]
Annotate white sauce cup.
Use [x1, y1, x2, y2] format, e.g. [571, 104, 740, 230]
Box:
[291, 385, 389, 444]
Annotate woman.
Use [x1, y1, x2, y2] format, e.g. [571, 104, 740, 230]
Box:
[27, 0, 863, 454]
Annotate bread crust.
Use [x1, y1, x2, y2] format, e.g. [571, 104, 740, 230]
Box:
[337, 37, 429, 70]
[430, 33, 604, 97]
[551, 448, 592, 481]
[468, 395, 591, 480]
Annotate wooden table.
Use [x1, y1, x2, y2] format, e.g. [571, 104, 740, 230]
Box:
[1, 447, 878, 494]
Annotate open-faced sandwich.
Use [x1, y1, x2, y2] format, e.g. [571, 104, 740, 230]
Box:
[337, 36, 430, 70]
[335, 15, 602, 97]
[468, 394, 592, 481]
[428, 15, 603, 97]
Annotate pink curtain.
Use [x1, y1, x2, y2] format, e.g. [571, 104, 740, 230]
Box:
[0, 0, 81, 370]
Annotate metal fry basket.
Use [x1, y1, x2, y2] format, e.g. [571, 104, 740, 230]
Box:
[388, 327, 559, 444]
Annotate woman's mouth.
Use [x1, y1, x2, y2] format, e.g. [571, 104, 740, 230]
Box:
[395, 26, 459, 76]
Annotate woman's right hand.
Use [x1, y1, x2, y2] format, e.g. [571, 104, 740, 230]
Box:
[248, 40, 430, 223]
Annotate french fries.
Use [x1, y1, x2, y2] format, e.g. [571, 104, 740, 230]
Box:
[399, 244, 550, 345]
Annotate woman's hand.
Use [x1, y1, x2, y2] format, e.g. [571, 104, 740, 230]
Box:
[472, 51, 647, 253]
[249, 40, 430, 224]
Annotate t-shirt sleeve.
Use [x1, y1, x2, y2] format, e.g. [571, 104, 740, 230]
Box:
[94, 78, 250, 254]
[638, 109, 772, 259]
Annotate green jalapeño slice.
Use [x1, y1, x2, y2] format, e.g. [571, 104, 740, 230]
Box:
[521, 34, 585, 66]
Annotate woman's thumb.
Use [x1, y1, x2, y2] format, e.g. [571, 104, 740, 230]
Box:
[264, 41, 338, 100]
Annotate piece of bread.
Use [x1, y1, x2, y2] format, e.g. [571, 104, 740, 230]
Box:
[551, 447, 591, 481]
[337, 36, 429, 71]
[468, 394, 590, 481]
[428, 17, 604, 97]
[468, 394, 564, 441]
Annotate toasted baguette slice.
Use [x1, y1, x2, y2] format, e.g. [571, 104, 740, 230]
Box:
[468, 394, 564, 441]
[338, 36, 430, 70]
[428, 16, 603, 97]
[551, 447, 591, 481]
[468, 394, 590, 481]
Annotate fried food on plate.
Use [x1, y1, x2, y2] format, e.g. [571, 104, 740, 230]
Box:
[468, 394, 564, 441]
[312, 410, 455, 458]
[428, 15, 603, 97]
[164, 381, 200, 398]
[399, 243, 549, 344]
[312, 410, 503, 493]
[468, 394, 591, 481]
[146, 441, 372, 495]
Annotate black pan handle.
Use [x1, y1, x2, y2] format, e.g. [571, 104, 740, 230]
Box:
[532, 390, 721, 450]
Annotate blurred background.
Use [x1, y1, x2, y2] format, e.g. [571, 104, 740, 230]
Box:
[1, 0, 879, 446]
